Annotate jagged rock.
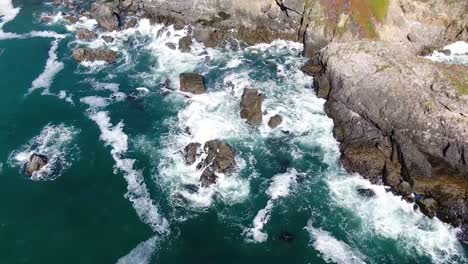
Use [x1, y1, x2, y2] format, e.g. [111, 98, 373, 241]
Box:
[26, 154, 48, 176]
[72, 48, 119, 63]
[193, 27, 225, 48]
[313, 41, 468, 228]
[119, 0, 133, 10]
[165, 43, 176, 50]
[76, 28, 97, 41]
[357, 188, 376, 198]
[178, 36, 192, 53]
[240, 88, 263, 126]
[179, 73, 206, 94]
[90, 2, 119, 31]
[199, 139, 236, 173]
[416, 198, 438, 218]
[200, 169, 217, 187]
[101, 35, 115, 43]
[184, 143, 201, 165]
[53, 0, 62, 5]
[268, 114, 283, 129]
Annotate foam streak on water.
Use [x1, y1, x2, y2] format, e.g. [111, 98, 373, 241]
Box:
[306, 221, 366, 264]
[30, 38, 64, 92]
[0, 0, 21, 39]
[89, 111, 169, 234]
[115, 236, 159, 264]
[246, 169, 300, 242]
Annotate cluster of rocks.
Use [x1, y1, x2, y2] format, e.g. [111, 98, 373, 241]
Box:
[179, 72, 285, 187]
[183, 140, 236, 187]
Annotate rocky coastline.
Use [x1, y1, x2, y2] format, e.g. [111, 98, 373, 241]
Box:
[54, 0, 467, 242]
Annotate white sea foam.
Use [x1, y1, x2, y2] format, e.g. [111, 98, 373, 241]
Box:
[30, 38, 64, 92]
[0, 0, 20, 39]
[89, 111, 169, 233]
[8, 124, 79, 180]
[116, 236, 159, 264]
[246, 169, 300, 242]
[426, 41, 468, 65]
[328, 175, 466, 263]
[306, 221, 366, 264]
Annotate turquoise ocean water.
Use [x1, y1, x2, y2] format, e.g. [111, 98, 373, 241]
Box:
[0, 1, 467, 263]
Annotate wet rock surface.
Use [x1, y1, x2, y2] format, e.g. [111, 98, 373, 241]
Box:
[184, 143, 201, 165]
[268, 114, 283, 129]
[73, 48, 119, 63]
[312, 41, 468, 234]
[240, 88, 263, 126]
[26, 154, 48, 176]
[179, 73, 206, 94]
[76, 27, 97, 40]
[178, 36, 192, 53]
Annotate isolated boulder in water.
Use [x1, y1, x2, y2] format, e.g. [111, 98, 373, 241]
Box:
[26, 154, 48, 176]
[240, 88, 263, 126]
[268, 114, 283, 129]
[76, 28, 97, 41]
[416, 198, 438, 218]
[178, 36, 192, 53]
[90, 2, 119, 31]
[184, 142, 201, 165]
[357, 188, 376, 198]
[200, 169, 218, 187]
[179, 73, 206, 94]
[72, 48, 119, 63]
[125, 18, 138, 29]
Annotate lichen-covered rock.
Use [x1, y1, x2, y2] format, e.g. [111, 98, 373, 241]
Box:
[72, 48, 119, 63]
[240, 88, 263, 126]
[179, 73, 206, 94]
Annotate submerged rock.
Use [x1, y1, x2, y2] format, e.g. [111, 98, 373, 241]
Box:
[26, 153, 48, 176]
[268, 114, 283, 129]
[72, 48, 119, 63]
[178, 36, 192, 53]
[165, 43, 176, 50]
[357, 188, 376, 198]
[101, 35, 115, 43]
[76, 27, 97, 41]
[240, 88, 263, 126]
[126, 17, 138, 29]
[279, 231, 295, 242]
[179, 73, 206, 94]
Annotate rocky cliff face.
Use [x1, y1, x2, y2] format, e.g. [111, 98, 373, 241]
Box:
[307, 40, 468, 240]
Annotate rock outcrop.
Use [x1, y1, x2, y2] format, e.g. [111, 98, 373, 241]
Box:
[178, 36, 192, 52]
[73, 48, 119, 63]
[179, 73, 206, 94]
[240, 88, 263, 126]
[26, 154, 48, 176]
[310, 40, 468, 239]
[183, 140, 236, 187]
[76, 28, 97, 40]
[90, 1, 120, 31]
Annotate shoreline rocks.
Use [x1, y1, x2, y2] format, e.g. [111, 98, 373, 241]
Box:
[76, 27, 97, 41]
[72, 48, 119, 63]
[310, 40, 468, 241]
